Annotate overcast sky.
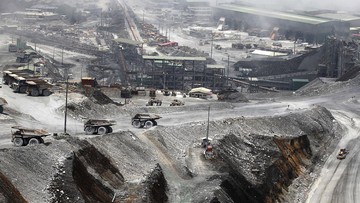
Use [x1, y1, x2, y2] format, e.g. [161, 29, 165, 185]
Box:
[214, 0, 360, 12]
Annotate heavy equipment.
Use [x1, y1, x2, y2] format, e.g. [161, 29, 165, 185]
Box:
[11, 126, 50, 146]
[146, 97, 162, 106]
[3, 69, 34, 85]
[11, 76, 40, 93]
[204, 144, 215, 160]
[170, 99, 184, 106]
[163, 89, 170, 96]
[84, 119, 116, 135]
[26, 80, 53, 96]
[337, 149, 348, 160]
[131, 113, 161, 128]
[149, 89, 156, 97]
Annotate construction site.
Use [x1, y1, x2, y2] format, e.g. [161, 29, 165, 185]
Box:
[0, 0, 360, 202]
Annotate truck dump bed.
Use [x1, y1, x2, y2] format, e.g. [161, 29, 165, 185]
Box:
[0, 97, 7, 106]
[26, 80, 53, 87]
[133, 113, 162, 120]
[11, 126, 50, 136]
[84, 119, 116, 127]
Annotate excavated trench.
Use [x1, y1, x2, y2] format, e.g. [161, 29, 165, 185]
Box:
[212, 107, 339, 203]
[48, 138, 168, 203]
[0, 171, 27, 203]
[217, 134, 313, 203]
[144, 106, 340, 202]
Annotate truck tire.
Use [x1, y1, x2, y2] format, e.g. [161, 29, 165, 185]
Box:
[0, 106, 3, 114]
[98, 126, 107, 135]
[28, 138, 40, 145]
[106, 127, 113, 133]
[13, 137, 24, 147]
[42, 89, 51, 96]
[132, 120, 141, 128]
[19, 86, 27, 93]
[153, 121, 157, 126]
[144, 120, 154, 128]
[31, 89, 39, 96]
[85, 127, 95, 135]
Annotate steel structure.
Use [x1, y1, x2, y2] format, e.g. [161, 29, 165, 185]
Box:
[142, 56, 225, 90]
[213, 4, 350, 43]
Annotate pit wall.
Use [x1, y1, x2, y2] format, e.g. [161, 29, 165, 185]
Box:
[146, 106, 340, 202]
[0, 171, 27, 203]
[68, 136, 168, 203]
[73, 143, 125, 202]
[217, 134, 314, 202]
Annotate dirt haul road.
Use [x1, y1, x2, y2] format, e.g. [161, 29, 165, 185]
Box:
[0, 85, 83, 137]
[304, 90, 360, 203]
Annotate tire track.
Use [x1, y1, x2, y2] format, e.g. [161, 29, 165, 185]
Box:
[307, 116, 360, 203]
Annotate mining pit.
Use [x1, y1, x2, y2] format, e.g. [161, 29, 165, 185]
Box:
[0, 0, 360, 202]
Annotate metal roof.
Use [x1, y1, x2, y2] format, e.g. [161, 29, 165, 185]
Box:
[207, 64, 225, 69]
[143, 55, 207, 61]
[216, 4, 333, 25]
[113, 38, 143, 46]
[316, 13, 360, 22]
[292, 78, 309, 82]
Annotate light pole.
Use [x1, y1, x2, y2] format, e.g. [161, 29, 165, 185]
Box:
[227, 54, 230, 87]
[205, 105, 211, 145]
[102, 68, 105, 86]
[210, 33, 214, 59]
[163, 72, 166, 90]
[64, 74, 72, 135]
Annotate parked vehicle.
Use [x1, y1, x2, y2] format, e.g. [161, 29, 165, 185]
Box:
[11, 126, 51, 146]
[8, 44, 17, 52]
[163, 90, 170, 96]
[26, 80, 53, 96]
[170, 99, 184, 106]
[146, 97, 162, 106]
[131, 113, 161, 128]
[149, 89, 156, 97]
[84, 119, 116, 135]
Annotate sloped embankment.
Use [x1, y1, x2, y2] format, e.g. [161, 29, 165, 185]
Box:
[145, 106, 341, 202]
[50, 133, 168, 202]
[217, 107, 340, 202]
[0, 142, 74, 202]
[0, 171, 27, 202]
[73, 141, 125, 202]
[0, 132, 168, 202]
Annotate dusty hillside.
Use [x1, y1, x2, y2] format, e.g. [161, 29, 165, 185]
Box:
[0, 105, 341, 202]
[141, 106, 342, 202]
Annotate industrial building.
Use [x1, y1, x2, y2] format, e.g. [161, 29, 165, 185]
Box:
[186, 0, 212, 23]
[213, 4, 350, 43]
[142, 55, 225, 90]
[315, 12, 360, 27]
